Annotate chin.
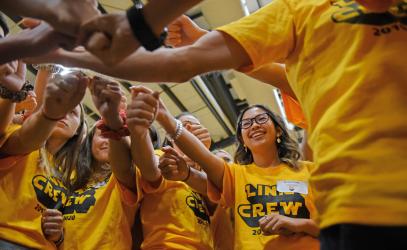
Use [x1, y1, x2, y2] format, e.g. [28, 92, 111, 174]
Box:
[248, 138, 268, 148]
[51, 127, 71, 139]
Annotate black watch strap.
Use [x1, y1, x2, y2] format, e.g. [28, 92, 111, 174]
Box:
[126, 5, 166, 51]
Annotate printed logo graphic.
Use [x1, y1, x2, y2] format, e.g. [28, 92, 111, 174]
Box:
[32, 175, 69, 209]
[237, 184, 310, 228]
[186, 191, 210, 224]
[331, 0, 407, 26]
[32, 175, 99, 215]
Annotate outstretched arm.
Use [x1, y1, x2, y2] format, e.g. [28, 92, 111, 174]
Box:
[0, 72, 87, 156]
[88, 77, 137, 192]
[29, 30, 251, 83]
[126, 86, 161, 185]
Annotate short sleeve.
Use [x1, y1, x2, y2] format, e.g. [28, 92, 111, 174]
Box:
[115, 168, 146, 207]
[0, 124, 21, 150]
[207, 161, 236, 208]
[0, 124, 26, 171]
[216, 0, 296, 72]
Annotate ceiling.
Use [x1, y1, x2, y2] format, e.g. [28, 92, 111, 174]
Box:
[4, 0, 285, 154]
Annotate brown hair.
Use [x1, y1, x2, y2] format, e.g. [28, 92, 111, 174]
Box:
[234, 104, 301, 169]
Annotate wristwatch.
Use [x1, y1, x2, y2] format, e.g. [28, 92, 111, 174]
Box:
[126, 5, 167, 51]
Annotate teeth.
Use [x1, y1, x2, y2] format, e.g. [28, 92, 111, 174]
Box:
[251, 131, 265, 138]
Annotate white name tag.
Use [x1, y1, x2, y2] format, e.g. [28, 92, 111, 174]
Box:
[276, 180, 308, 195]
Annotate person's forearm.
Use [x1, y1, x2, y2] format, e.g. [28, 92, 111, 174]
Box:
[109, 137, 137, 193]
[159, 112, 225, 189]
[296, 219, 320, 237]
[130, 131, 161, 183]
[247, 63, 296, 98]
[50, 30, 249, 83]
[0, 36, 31, 65]
[0, 109, 56, 155]
[0, 99, 16, 136]
[54, 48, 195, 83]
[33, 69, 52, 113]
[185, 167, 208, 195]
[143, 0, 203, 36]
[0, 0, 54, 21]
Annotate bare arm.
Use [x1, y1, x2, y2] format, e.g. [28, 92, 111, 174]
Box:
[130, 132, 161, 184]
[0, 109, 56, 155]
[0, 61, 26, 136]
[185, 167, 208, 194]
[127, 87, 161, 184]
[88, 77, 137, 192]
[32, 69, 52, 113]
[165, 16, 295, 98]
[259, 213, 319, 237]
[143, 0, 203, 36]
[0, 99, 16, 138]
[158, 112, 225, 190]
[0, 0, 53, 21]
[248, 63, 296, 99]
[0, 73, 87, 156]
[159, 146, 208, 194]
[109, 137, 137, 192]
[296, 219, 319, 237]
[34, 30, 251, 83]
[0, 22, 74, 65]
[1, 0, 99, 37]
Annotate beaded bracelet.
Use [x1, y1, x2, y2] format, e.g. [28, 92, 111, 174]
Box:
[0, 81, 34, 103]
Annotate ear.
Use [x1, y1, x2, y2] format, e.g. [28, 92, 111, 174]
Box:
[276, 127, 283, 137]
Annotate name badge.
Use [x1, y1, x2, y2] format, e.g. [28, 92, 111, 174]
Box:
[276, 180, 308, 195]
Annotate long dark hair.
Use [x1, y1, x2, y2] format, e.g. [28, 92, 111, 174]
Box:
[72, 123, 160, 191]
[41, 104, 88, 190]
[72, 125, 104, 191]
[234, 104, 301, 169]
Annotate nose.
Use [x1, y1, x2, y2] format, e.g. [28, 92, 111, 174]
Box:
[251, 121, 261, 130]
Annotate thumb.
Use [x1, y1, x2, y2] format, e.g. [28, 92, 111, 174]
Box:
[153, 91, 160, 99]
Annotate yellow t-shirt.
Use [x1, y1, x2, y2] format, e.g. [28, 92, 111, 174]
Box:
[140, 179, 213, 249]
[208, 161, 319, 250]
[60, 170, 142, 250]
[217, 0, 407, 228]
[0, 125, 57, 249]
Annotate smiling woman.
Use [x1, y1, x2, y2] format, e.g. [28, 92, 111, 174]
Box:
[234, 104, 301, 168]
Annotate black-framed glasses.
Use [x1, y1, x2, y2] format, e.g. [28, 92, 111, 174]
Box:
[240, 113, 270, 129]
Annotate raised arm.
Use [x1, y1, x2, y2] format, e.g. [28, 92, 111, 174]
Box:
[126, 86, 161, 185]
[0, 72, 87, 156]
[0, 0, 99, 36]
[0, 22, 75, 65]
[126, 87, 225, 189]
[165, 15, 296, 98]
[158, 146, 209, 194]
[29, 29, 251, 84]
[88, 77, 136, 192]
[0, 61, 26, 136]
[77, 0, 203, 65]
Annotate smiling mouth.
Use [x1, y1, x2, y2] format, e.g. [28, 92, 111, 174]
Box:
[249, 130, 266, 139]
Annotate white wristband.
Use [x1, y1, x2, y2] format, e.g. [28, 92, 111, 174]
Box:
[167, 119, 183, 142]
